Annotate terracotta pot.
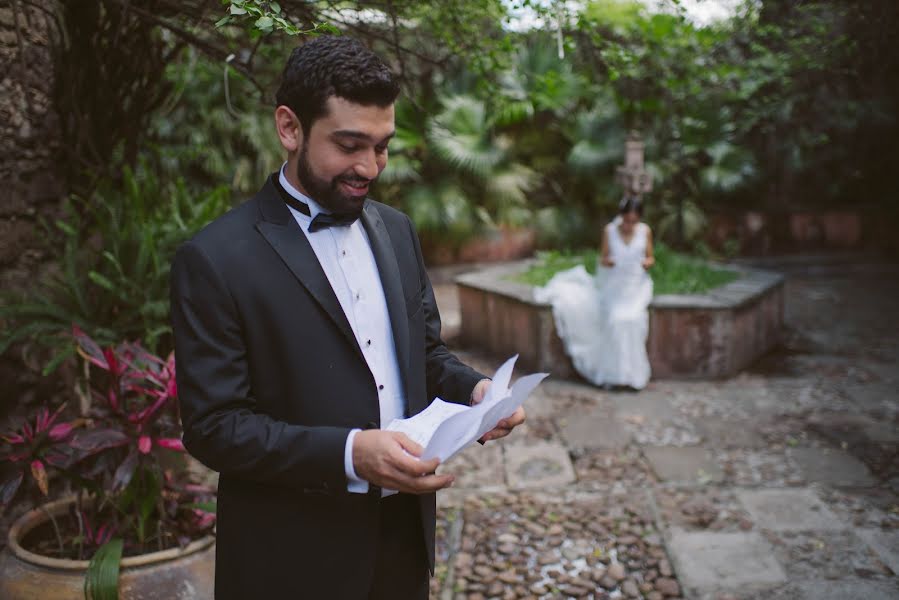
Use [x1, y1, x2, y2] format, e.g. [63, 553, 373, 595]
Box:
[0, 498, 215, 599]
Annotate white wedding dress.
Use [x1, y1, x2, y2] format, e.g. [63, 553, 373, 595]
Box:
[534, 219, 653, 389]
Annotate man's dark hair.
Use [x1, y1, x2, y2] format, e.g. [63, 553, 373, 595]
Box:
[275, 36, 400, 136]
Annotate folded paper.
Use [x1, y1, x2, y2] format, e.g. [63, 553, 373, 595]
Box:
[386, 355, 549, 463]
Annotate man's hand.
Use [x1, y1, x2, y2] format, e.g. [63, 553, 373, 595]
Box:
[470, 379, 526, 443]
[352, 430, 454, 494]
[470, 378, 492, 405]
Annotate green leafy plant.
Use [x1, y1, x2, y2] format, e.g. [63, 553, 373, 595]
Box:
[149, 47, 286, 197]
[84, 538, 123, 600]
[34, 0, 899, 262]
[515, 249, 599, 288]
[0, 165, 232, 373]
[515, 243, 738, 294]
[378, 93, 538, 251]
[215, 1, 337, 36]
[650, 242, 739, 295]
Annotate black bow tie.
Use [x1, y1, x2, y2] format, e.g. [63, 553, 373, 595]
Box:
[273, 176, 359, 232]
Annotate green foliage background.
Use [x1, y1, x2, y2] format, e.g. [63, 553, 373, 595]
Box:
[516, 245, 740, 296]
[3, 0, 898, 367]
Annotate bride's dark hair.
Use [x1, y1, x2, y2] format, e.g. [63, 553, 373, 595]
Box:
[618, 196, 643, 216]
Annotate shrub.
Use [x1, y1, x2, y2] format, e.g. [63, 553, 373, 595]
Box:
[1, 165, 231, 374]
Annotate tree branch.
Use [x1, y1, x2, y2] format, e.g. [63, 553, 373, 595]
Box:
[107, 0, 267, 96]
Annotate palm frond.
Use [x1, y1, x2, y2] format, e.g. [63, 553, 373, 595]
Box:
[428, 95, 504, 177]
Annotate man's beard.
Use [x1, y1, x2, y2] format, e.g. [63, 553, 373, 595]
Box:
[296, 142, 371, 219]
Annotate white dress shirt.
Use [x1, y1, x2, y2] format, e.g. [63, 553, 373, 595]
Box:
[279, 164, 404, 495]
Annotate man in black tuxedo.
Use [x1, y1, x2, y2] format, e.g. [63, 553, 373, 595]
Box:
[170, 36, 525, 598]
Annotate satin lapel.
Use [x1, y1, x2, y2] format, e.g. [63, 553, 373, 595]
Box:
[360, 203, 411, 413]
[255, 178, 363, 361]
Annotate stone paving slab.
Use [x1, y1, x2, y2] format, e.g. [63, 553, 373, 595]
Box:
[694, 417, 767, 449]
[718, 449, 805, 487]
[558, 413, 633, 451]
[816, 486, 899, 530]
[763, 529, 892, 581]
[749, 579, 899, 600]
[644, 446, 724, 483]
[527, 380, 612, 420]
[655, 488, 753, 533]
[789, 446, 879, 486]
[713, 382, 776, 413]
[808, 412, 899, 444]
[504, 441, 577, 489]
[842, 382, 899, 415]
[442, 440, 506, 489]
[736, 488, 846, 531]
[516, 387, 559, 420]
[507, 417, 560, 444]
[858, 528, 899, 576]
[613, 390, 679, 423]
[667, 529, 788, 595]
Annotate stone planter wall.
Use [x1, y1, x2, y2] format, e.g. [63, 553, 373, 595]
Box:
[456, 261, 784, 380]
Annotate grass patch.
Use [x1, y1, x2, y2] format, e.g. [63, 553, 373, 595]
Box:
[515, 243, 740, 295]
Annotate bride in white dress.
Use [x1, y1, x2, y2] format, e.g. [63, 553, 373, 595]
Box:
[534, 198, 655, 389]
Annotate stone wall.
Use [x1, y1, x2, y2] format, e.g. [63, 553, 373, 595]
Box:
[0, 1, 63, 293]
[0, 2, 65, 410]
[457, 261, 784, 380]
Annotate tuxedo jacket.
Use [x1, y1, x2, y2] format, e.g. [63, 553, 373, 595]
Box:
[170, 175, 485, 598]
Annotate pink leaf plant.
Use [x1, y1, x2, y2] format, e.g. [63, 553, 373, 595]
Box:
[71, 327, 185, 485]
[0, 326, 209, 562]
[0, 403, 80, 508]
[77, 508, 117, 548]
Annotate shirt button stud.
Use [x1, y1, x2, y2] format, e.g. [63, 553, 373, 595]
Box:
[378, 384, 384, 390]
[366, 340, 371, 346]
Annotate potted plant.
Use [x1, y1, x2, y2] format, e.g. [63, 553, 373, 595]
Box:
[0, 327, 216, 599]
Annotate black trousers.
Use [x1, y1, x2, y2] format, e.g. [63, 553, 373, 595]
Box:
[368, 493, 430, 600]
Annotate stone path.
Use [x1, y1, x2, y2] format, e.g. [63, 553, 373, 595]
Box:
[429, 257, 899, 599]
